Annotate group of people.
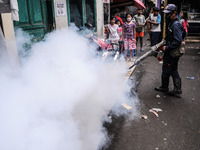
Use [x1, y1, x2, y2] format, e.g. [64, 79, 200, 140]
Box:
[105, 7, 163, 61]
[106, 4, 189, 95]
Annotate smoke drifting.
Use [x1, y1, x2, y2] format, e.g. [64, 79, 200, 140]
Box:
[0, 28, 139, 150]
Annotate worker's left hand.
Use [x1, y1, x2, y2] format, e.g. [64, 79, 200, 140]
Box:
[158, 46, 166, 51]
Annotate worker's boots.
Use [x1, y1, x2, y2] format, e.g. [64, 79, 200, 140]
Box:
[168, 78, 182, 95]
[155, 76, 169, 92]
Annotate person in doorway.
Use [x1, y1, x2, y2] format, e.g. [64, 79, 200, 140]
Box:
[134, 8, 146, 52]
[106, 16, 120, 44]
[155, 4, 185, 95]
[113, 9, 124, 25]
[147, 7, 161, 46]
[122, 13, 136, 61]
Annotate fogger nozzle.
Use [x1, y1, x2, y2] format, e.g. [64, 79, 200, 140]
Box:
[129, 39, 166, 70]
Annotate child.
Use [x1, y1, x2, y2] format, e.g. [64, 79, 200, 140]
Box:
[106, 16, 119, 44]
[116, 20, 123, 53]
[122, 13, 136, 61]
[180, 11, 189, 44]
[134, 8, 146, 52]
[147, 7, 161, 46]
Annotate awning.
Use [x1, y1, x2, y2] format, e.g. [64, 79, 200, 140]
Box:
[110, 0, 146, 9]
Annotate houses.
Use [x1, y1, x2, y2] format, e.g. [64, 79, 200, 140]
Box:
[13, 0, 104, 39]
[0, 0, 104, 64]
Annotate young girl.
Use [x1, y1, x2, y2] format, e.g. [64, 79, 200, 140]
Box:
[122, 13, 136, 61]
[180, 12, 189, 44]
[116, 20, 123, 53]
[106, 16, 119, 44]
[116, 20, 123, 40]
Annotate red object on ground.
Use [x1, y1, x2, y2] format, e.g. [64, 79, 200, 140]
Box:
[133, 0, 146, 9]
[91, 37, 109, 50]
[157, 57, 163, 61]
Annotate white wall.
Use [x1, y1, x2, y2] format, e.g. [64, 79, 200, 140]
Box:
[96, 1, 104, 38]
[1, 13, 20, 67]
[53, 0, 68, 29]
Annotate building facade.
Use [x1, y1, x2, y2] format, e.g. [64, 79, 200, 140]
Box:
[13, 0, 104, 40]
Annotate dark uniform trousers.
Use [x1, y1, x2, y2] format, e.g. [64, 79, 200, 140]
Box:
[162, 56, 180, 79]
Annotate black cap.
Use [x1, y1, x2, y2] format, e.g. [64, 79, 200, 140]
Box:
[163, 4, 177, 13]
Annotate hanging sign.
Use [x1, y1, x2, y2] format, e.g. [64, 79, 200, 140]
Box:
[56, 2, 66, 16]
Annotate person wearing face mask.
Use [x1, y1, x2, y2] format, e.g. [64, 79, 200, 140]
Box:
[122, 13, 136, 61]
[155, 4, 185, 95]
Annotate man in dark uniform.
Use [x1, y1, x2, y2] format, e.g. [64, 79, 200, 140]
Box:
[155, 4, 185, 95]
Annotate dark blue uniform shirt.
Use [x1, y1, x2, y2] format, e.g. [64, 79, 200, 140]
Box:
[165, 18, 183, 55]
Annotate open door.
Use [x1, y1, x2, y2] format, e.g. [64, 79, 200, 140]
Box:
[14, 0, 54, 41]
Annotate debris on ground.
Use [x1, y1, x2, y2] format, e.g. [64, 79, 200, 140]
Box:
[162, 121, 167, 126]
[149, 108, 162, 117]
[156, 95, 160, 98]
[157, 102, 161, 105]
[150, 108, 163, 112]
[149, 110, 159, 117]
[121, 103, 132, 110]
[141, 114, 150, 122]
[141, 114, 148, 119]
[186, 76, 195, 79]
[192, 57, 195, 60]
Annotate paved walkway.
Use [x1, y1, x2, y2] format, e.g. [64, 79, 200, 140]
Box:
[106, 37, 200, 150]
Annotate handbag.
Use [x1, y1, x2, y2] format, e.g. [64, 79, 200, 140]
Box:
[170, 42, 185, 57]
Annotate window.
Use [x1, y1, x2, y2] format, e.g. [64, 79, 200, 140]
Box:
[86, 0, 95, 27]
[68, 0, 96, 29]
[69, 0, 83, 28]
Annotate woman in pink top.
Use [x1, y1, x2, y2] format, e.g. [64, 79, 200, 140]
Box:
[122, 13, 136, 61]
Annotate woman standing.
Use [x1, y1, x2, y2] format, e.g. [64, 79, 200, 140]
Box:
[122, 13, 136, 61]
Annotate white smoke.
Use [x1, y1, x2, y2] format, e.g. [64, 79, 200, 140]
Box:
[0, 28, 139, 150]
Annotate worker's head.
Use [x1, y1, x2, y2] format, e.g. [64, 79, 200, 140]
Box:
[110, 16, 116, 25]
[137, 8, 143, 15]
[126, 13, 132, 22]
[163, 4, 178, 20]
[153, 7, 159, 16]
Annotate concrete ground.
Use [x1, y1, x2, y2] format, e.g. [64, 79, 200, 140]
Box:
[104, 36, 200, 150]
